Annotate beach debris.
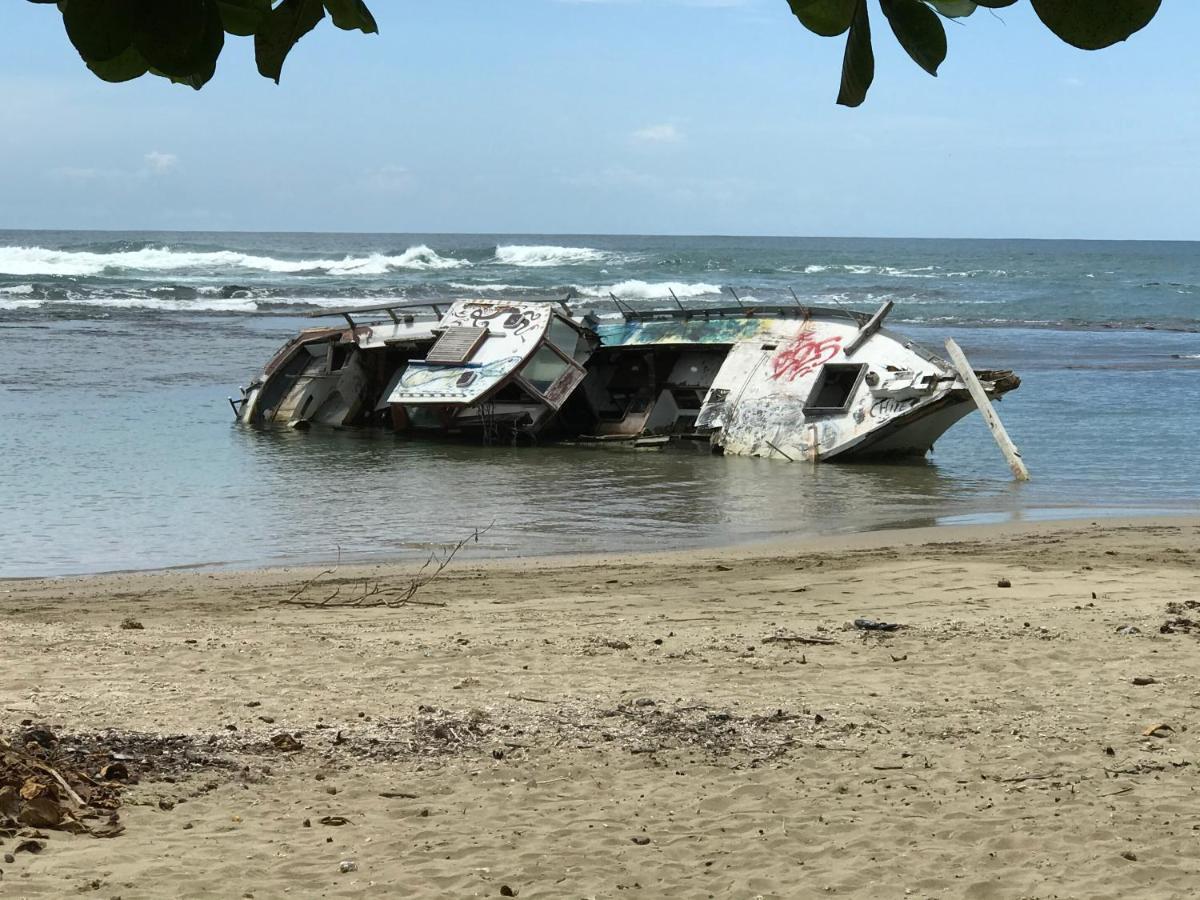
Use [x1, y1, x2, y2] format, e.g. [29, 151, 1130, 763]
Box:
[890, 654, 908, 662]
[853, 618, 902, 632]
[269, 733, 303, 752]
[1142, 723, 1173, 739]
[1159, 601, 1200, 633]
[500, 886, 519, 897]
[20, 725, 57, 751]
[631, 836, 651, 845]
[1121, 851, 1138, 862]
[1, 736, 126, 842]
[281, 526, 490, 611]
[413, 707, 491, 752]
[1160, 618, 1197, 634]
[763, 632, 837, 646]
[1116, 625, 1141, 636]
[338, 859, 358, 874]
[1166, 600, 1200, 614]
[997, 578, 1012, 588]
[119, 618, 144, 630]
[1131, 676, 1159, 686]
[318, 815, 352, 826]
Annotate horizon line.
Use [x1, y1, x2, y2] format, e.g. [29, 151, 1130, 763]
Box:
[0, 226, 1196, 244]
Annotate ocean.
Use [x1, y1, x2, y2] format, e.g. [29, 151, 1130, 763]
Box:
[1, 230, 1197, 577]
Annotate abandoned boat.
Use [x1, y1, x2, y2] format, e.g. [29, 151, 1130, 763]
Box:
[232, 296, 1021, 465]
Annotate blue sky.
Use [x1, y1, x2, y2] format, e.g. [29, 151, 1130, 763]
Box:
[1, 1, 1196, 239]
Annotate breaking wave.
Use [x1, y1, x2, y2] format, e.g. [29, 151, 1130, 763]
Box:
[791, 263, 1011, 279]
[0, 244, 467, 277]
[448, 282, 534, 293]
[493, 245, 608, 267]
[574, 280, 723, 300]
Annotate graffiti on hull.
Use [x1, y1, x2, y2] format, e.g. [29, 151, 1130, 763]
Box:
[768, 328, 842, 383]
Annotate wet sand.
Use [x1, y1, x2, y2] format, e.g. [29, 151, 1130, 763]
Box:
[3, 517, 1200, 898]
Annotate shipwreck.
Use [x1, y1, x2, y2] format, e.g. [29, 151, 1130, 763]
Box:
[232, 295, 1026, 474]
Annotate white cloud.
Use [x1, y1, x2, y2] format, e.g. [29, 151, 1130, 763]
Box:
[632, 123, 684, 144]
[144, 150, 178, 174]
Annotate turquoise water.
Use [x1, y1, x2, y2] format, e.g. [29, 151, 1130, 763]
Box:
[1, 232, 1197, 576]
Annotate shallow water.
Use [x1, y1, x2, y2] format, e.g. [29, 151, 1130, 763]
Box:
[1, 232, 1197, 576]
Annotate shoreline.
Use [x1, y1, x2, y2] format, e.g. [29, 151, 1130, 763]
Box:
[6, 509, 1198, 584]
[4, 516, 1200, 897]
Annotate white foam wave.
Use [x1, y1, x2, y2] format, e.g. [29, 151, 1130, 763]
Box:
[447, 282, 531, 293]
[0, 296, 260, 313]
[0, 283, 36, 295]
[574, 280, 723, 301]
[494, 245, 607, 267]
[843, 264, 936, 278]
[0, 244, 466, 277]
[796, 263, 1010, 279]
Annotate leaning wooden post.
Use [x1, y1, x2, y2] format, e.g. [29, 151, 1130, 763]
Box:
[944, 339, 1030, 482]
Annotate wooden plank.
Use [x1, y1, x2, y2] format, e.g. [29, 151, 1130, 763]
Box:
[425, 326, 488, 365]
[843, 300, 894, 356]
[945, 339, 1030, 482]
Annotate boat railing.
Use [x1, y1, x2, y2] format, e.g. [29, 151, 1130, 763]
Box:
[597, 286, 870, 326]
[611, 302, 869, 326]
[308, 290, 872, 330]
[308, 300, 449, 329]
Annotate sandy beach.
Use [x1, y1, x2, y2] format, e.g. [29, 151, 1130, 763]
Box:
[4, 517, 1200, 899]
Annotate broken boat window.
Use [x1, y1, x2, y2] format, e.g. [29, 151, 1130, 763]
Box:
[804, 364, 867, 415]
[328, 344, 351, 372]
[548, 316, 587, 360]
[519, 344, 572, 395]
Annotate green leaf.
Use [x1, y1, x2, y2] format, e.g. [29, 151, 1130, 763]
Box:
[928, 0, 976, 17]
[322, 0, 377, 34]
[836, 0, 874, 107]
[131, 0, 224, 85]
[85, 44, 149, 82]
[788, 0, 857, 37]
[62, 0, 136, 63]
[255, 0, 325, 83]
[216, 0, 271, 36]
[1030, 0, 1161, 50]
[881, 0, 946, 76]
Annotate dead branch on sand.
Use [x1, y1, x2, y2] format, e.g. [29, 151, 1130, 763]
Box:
[281, 524, 492, 610]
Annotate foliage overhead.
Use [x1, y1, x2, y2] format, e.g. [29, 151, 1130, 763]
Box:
[30, 0, 377, 89]
[31, 0, 1162, 104]
[790, 0, 1163, 106]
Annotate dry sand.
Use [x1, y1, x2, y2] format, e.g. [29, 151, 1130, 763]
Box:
[3, 517, 1200, 899]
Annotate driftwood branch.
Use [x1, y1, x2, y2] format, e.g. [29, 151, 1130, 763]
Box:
[281, 525, 493, 610]
[762, 634, 838, 646]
